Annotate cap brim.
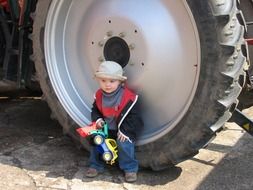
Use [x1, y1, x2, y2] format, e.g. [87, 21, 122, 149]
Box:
[95, 72, 127, 81]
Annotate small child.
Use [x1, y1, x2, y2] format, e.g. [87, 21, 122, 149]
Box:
[86, 61, 143, 182]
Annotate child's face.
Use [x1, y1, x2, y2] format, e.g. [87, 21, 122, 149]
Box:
[97, 78, 121, 93]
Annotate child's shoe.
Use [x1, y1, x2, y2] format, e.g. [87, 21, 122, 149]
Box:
[85, 168, 99, 178]
[125, 172, 137, 182]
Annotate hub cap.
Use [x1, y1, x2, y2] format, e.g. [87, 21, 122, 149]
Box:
[45, 0, 200, 145]
[103, 152, 112, 161]
[94, 135, 104, 145]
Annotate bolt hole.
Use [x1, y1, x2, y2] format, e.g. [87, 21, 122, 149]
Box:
[109, 20, 111, 23]
[141, 62, 144, 66]
[91, 41, 94, 45]
[134, 29, 138, 33]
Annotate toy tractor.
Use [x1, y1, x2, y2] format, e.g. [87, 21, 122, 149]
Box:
[76, 122, 118, 165]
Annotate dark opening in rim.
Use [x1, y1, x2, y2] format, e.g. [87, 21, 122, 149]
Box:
[103, 36, 130, 68]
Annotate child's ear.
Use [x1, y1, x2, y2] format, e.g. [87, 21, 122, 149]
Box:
[121, 82, 125, 86]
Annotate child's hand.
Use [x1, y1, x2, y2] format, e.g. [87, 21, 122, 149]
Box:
[117, 132, 127, 142]
[96, 119, 105, 129]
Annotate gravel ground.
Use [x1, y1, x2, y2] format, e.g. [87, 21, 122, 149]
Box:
[0, 98, 252, 190]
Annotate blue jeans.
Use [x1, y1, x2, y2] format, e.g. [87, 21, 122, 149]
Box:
[89, 140, 138, 173]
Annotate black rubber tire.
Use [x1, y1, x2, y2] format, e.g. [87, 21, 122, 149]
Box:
[32, 0, 247, 170]
[32, 0, 85, 148]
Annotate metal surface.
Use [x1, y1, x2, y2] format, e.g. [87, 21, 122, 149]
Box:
[230, 108, 253, 136]
[0, 1, 18, 81]
[0, 0, 35, 88]
[45, 0, 200, 145]
[247, 39, 253, 45]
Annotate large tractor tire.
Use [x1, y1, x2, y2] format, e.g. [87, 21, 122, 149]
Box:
[33, 0, 248, 170]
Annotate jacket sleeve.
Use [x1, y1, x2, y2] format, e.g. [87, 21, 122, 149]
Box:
[119, 100, 144, 142]
[91, 101, 103, 122]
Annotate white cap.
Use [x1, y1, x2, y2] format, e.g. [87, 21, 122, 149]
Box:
[95, 61, 127, 81]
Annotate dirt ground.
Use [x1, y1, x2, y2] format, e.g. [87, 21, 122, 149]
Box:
[0, 97, 253, 190]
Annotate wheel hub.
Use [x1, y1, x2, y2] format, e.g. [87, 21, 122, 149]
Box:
[103, 37, 130, 68]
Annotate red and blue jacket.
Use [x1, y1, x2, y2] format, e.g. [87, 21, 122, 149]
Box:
[91, 86, 143, 142]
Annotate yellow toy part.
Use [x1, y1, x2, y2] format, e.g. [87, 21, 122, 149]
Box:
[105, 138, 118, 165]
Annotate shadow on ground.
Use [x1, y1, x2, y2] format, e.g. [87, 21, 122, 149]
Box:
[0, 98, 182, 187]
[195, 132, 253, 190]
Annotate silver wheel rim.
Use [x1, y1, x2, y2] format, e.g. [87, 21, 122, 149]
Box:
[45, 0, 200, 145]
